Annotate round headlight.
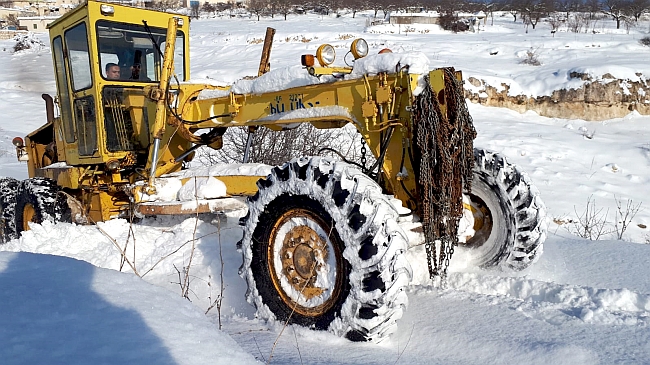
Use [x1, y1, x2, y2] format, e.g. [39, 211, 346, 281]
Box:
[316, 44, 336, 66]
[351, 38, 368, 59]
[106, 159, 120, 171]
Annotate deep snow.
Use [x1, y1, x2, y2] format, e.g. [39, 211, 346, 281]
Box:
[0, 9, 649, 365]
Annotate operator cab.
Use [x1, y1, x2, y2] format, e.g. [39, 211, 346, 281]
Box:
[39, 0, 189, 175]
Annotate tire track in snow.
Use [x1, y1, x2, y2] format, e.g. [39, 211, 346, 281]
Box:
[413, 272, 650, 327]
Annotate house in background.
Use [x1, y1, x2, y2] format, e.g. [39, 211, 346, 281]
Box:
[17, 15, 58, 31]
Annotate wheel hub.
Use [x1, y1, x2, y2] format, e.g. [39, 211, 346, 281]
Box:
[268, 207, 342, 317]
[280, 225, 326, 300]
[460, 194, 493, 248]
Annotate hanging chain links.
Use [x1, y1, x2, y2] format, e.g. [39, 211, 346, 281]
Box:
[412, 70, 477, 287]
[360, 136, 367, 170]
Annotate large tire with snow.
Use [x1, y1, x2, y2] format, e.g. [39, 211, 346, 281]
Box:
[239, 157, 412, 342]
[0, 177, 20, 243]
[14, 177, 68, 235]
[459, 148, 547, 271]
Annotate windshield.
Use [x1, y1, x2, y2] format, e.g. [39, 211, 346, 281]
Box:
[96, 20, 185, 82]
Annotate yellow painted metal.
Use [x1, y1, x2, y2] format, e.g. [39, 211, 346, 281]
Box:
[179, 176, 263, 196]
[307, 66, 353, 76]
[35, 165, 82, 189]
[170, 68, 457, 212]
[24, 0, 471, 225]
[463, 194, 493, 248]
[44, 1, 191, 170]
[22, 203, 36, 231]
[26, 1, 192, 222]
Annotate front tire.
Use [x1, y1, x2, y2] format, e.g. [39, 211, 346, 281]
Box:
[15, 177, 67, 236]
[0, 177, 20, 243]
[239, 157, 412, 342]
[459, 148, 547, 271]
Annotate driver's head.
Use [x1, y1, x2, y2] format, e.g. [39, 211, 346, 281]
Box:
[106, 63, 120, 80]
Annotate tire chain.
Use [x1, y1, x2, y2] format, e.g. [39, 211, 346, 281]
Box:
[360, 136, 367, 169]
[413, 70, 476, 286]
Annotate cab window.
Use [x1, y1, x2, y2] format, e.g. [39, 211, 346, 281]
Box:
[64, 22, 92, 91]
[52, 36, 75, 143]
[96, 20, 186, 82]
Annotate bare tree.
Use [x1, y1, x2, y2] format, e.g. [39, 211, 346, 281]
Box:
[555, 0, 581, 19]
[344, 0, 365, 18]
[369, 0, 382, 18]
[4, 14, 19, 28]
[322, 0, 342, 16]
[602, 0, 628, 29]
[201, 2, 217, 16]
[272, 0, 293, 20]
[519, 0, 549, 30]
[499, 0, 522, 22]
[248, 0, 267, 21]
[584, 0, 603, 19]
[627, 0, 650, 21]
[475, 0, 507, 26]
[380, 0, 395, 18]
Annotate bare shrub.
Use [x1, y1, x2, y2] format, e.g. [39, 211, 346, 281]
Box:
[639, 36, 650, 47]
[247, 38, 263, 44]
[520, 48, 541, 66]
[566, 195, 612, 240]
[439, 12, 469, 33]
[613, 196, 642, 240]
[567, 14, 589, 33]
[197, 124, 355, 166]
[403, 26, 416, 35]
[548, 15, 562, 35]
[13, 33, 45, 53]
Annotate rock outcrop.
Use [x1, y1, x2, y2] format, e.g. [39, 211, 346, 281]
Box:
[465, 73, 650, 121]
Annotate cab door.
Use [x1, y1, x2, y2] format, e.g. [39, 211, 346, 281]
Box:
[60, 21, 100, 164]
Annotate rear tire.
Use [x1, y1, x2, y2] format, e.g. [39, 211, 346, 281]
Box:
[239, 157, 412, 342]
[0, 177, 19, 243]
[15, 177, 68, 236]
[460, 148, 547, 271]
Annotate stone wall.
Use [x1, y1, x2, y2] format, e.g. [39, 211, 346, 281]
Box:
[465, 73, 650, 121]
[0, 30, 28, 40]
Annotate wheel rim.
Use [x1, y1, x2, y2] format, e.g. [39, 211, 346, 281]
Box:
[460, 193, 494, 248]
[22, 203, 36, 232]
[268, 208, 344, 317]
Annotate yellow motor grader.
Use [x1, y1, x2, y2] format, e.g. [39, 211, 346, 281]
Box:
[0, 1, 546, 342]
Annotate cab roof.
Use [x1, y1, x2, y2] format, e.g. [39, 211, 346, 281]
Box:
[47, 0, 189, 33]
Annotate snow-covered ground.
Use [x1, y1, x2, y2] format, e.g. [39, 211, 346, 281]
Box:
[1, 10, 649, 364]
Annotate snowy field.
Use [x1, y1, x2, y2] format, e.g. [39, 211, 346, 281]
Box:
[1, 10, 650, 365]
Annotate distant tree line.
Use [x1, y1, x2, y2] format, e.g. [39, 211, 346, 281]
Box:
[196, 0, 650, 30]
